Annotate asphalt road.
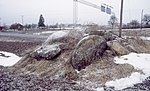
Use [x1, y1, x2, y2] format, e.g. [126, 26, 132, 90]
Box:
[0, 31, 49, 56]
[0, 31, 48, 42]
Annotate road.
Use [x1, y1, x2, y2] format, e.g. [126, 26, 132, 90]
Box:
[0, 31, 49, 42]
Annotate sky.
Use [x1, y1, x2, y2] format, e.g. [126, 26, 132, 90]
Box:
[0, 0, 150, 25]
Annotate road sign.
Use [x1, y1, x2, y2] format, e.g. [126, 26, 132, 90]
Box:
[101, 5, 105, 12]
[106, 7, 111, 14]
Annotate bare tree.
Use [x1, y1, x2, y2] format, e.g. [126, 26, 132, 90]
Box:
[108, 14, 118, 29]
[129, 20, 140, 28]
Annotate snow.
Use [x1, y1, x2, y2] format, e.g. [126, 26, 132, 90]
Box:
[106, 72, 146, 90]
[123, 36, 150, 41]
[140, 36, 150, 40]
[105, 53, 150, 90]
[95, 87, 104, 91]
[34, 31, 58, 35]
[0, 51, 21, 66]
[33, 30, 73, 35]
[36, 44, 60, 54]
[45, 30, 69, 43]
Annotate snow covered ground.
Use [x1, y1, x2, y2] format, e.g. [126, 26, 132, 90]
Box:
[33, 31, 57, 35]
[140, 36, 150, 41]
[105, 53, 150, 90]
[123, 36, 150, 41]
[0, 51, 21, 66]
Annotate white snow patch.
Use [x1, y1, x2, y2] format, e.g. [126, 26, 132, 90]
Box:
[75, 70, 80, 74]
[95, 87, 104, 91]
[106, 53, 150, 90]
[0, 51, 21, 66]
[115, 53, 150, 76]
[140, 36, 150, 40]
[123, 36, 150, 41]
[34, 31, 58, 35]
[106, 72, 146, 90]
[36, 44, 60, 54]
[45, 31, 69, 43]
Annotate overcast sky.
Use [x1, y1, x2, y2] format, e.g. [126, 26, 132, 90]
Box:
[0, 0, 150, 25]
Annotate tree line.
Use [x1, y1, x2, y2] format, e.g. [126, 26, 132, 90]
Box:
[7, 14, 46, 30]
[108, 14, 150, 29]
[1, 13, 150, 31]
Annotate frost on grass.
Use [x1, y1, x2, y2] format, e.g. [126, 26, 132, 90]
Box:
[106, 53, 150, 90]
[0, 51, 21, 66]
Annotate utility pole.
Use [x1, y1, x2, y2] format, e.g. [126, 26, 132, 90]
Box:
[119, 0, 124, 37]
[21, 15, 24, 25]
[73, 0, 78, 28]
[0, 17, 1, 26]
[141, 9, 143, 30]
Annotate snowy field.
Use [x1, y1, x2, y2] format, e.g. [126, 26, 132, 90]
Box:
[105, 53, 150, 90]
[0, 51, 150, 90]
[0, 51, 21, 66]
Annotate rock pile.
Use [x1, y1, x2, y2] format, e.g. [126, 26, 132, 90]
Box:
[12, 29, 150, 90]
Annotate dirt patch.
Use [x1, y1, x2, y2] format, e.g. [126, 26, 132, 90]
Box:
[0, 41, 42, 56]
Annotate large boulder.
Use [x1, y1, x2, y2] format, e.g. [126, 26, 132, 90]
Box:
[43, 30, 85, 51]
[103, 31, 116, 41]
[127, 38, 150, 53]
[87, 30, 116, 41]
[88, 30, 105, 36]
[31, 44, 61, 60]
[44, 30, 84, 45]
[71, 35, 107, 71]
[44, 31, 69, 45]
[107, 40, 129, 55]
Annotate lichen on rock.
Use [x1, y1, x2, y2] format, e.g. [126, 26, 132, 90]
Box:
[71, 35, 107, 71]
[31, 44, 61, 60]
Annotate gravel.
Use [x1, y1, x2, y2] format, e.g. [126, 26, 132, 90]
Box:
[1, 65, 150, 91]
[0, 65, 92, 91]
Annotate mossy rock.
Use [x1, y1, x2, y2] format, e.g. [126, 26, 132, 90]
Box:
[71, 35, 107, 71]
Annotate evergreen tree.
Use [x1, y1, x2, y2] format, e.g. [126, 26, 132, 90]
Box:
[38, 14, 45, 28]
